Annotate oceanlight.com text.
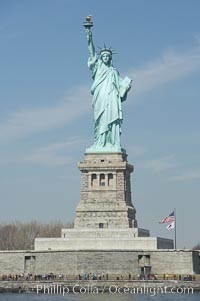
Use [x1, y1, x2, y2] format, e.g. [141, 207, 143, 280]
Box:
[36, 283, 194, 296]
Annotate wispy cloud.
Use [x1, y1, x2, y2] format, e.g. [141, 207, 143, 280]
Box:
[142, 155, 175, 173]
[130, 44, 200, 97]
[1, 43, 200, 143]
[128, 145, 147, 157]
[21, 151, 70, 166]
[166, 168, 200, 182]
[193, 34, 200, 46]
[0, 85, 90, 143]
[17, 137, 85, 166]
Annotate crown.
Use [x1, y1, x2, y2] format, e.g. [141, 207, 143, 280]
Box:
[97, 44, 116, 56]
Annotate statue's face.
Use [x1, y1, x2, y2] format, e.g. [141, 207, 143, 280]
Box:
[101, 53, 111, 65]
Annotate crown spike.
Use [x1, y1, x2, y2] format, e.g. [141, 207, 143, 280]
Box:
[97, 44, 117, 56]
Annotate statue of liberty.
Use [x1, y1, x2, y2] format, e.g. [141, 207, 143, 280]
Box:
[84, 17, 132, 152]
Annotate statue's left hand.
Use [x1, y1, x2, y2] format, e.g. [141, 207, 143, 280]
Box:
[127, 80, 132, 91]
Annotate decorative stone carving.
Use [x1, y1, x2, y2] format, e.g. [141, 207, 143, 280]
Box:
[74, 152, 137, 229]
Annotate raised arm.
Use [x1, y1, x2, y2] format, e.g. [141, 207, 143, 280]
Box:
[85, 28, 95, 59]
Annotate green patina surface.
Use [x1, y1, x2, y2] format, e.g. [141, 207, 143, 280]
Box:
[85, 23, 132, 153]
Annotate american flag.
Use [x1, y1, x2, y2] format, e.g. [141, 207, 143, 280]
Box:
[159, 211, 175, 224]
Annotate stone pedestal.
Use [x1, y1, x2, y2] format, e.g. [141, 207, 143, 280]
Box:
[34, 151, 174, 251]
[74, 152, 137, 229]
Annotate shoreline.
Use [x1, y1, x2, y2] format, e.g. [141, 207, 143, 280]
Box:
[0, 280, 200, 294]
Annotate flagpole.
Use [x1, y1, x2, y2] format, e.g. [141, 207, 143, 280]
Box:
[174, 208, 176, 249]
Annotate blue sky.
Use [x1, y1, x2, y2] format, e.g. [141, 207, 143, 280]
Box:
[0, 0, 200, 248]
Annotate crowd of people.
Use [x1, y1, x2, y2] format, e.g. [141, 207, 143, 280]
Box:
[0, 273, 196, 281]
[1, 273, 64, 281]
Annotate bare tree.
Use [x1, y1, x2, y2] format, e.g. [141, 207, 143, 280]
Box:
[193, 242, 200, 250]
[0, 220, 73, 250]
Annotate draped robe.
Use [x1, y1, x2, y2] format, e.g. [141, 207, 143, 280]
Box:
[88, 55, 130, 148]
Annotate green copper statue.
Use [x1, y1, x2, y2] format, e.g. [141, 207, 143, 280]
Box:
[84, 16, 132, 153]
